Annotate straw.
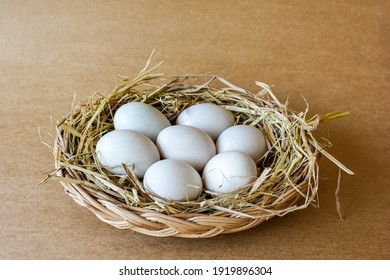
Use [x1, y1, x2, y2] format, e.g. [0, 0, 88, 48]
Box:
[41, 55, 353, 238]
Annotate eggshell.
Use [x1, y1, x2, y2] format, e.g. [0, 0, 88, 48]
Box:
[114, 102, 171, 142]
[216, 125, 268, 162]
[156, 125, 216, 172]
[176, 103, 235, 141]
[96, 129, 160, 178]
[143, 159, 203, 202]
[202, 151, 258, 194]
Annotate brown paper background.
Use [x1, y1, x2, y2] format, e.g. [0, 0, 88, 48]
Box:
[0, 0, 389, 260]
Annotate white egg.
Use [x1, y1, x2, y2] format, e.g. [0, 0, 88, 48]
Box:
[114, 102, 171, 142]
[156, 125, 216, 172]
[202, 151, 258, 194]
[216, 125, 268, 162]
[96, 129, 160, 178]
[176, 103, 235, 141]
[143, 159, 203, 202]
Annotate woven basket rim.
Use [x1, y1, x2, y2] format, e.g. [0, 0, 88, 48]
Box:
[48, 69, 330, 238]
[54, 138, 313, 238]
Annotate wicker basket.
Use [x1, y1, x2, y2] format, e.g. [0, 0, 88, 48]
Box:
[48, 61, 352, 238]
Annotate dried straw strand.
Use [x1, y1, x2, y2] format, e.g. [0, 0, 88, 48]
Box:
[41, 56, 352, 238]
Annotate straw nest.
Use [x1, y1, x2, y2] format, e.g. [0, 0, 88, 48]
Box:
[42, 55, 353, 238]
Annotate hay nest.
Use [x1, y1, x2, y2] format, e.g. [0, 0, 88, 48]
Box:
[42, 55, 353, 238]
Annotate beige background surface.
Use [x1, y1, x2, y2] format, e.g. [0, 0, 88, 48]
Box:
[0, 0, 389, 259]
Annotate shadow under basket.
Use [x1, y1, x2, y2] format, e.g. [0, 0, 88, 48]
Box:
[48, 65, 352, 238]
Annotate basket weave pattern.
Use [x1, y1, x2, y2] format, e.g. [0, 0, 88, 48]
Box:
[51, 70, 323, 238]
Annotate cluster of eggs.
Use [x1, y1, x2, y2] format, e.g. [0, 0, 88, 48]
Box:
[96, 102, 268, 202]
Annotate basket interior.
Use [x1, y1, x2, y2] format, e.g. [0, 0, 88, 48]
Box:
[54, 73, 321, 217]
